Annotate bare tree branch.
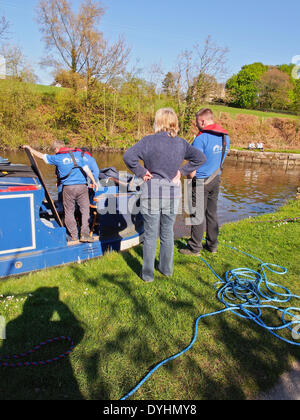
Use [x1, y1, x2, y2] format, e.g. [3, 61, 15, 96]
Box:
[36, 0, 130, 87]
[0, 15, 10, 40]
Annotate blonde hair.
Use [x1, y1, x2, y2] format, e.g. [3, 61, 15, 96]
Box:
[154, 108, 179, 138]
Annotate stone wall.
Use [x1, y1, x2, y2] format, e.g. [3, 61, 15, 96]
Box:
[227, 150, 300, 168]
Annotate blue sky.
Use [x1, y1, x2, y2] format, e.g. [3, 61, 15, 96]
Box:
[1, 0, 299, 85]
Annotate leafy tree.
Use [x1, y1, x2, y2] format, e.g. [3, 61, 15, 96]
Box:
[162, 72, 178, 97]
[226, 62, 268, 109]
[54, 69, 87, 91]
[256, 68, 293, 110]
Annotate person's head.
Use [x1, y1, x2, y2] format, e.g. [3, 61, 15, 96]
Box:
[154, 108, 179, 138]
[196, 108, 214, 131]
[52, 140, 65, 153]
[80, 147, 92, 156]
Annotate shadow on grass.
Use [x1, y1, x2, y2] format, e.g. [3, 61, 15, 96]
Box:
[0, 287, 84, 400]
[5, 245, 297, 400]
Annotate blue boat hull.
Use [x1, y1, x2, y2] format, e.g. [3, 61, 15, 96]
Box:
[0, 165, 144, 279]
[0, 231, 143, 279]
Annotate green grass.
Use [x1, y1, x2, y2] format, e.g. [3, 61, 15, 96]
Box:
[0, 79, 67, 96]
[1, 200, 299, 400]
[28, 83, 67, 95]
[210, 104, 299, 121]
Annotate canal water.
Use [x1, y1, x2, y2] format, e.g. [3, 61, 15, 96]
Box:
[3, 151, 300, 238]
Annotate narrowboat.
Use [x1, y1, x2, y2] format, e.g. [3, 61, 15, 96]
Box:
[0, 151, 144, 279]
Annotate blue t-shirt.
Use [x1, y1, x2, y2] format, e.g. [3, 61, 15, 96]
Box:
[44, 151, 89, 186]
[192, 133, 230, 179]
[82, 154, 100, 181]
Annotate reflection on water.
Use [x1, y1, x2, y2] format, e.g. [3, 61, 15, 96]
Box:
[220, 162, 299, 223]
[3, 151, 300, 238]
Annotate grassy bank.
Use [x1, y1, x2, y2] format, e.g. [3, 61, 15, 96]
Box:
[0, 199, 299, 400]
[0, 79, 300, 153]
[210, 104, 299, 121]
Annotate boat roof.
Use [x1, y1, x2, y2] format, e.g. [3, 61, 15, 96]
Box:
[0, 164, 37, 178]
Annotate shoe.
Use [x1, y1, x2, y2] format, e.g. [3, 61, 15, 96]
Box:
[68, 238, 79, 245]
[139, 271, 154, 283]
[157, 268, 172, 277]
[204, 244, 218, 254]
[80, 235, 95, 243]
[155, 263, 171, 277]
[179, 248, 201, 257]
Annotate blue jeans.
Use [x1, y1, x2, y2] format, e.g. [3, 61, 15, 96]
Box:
[141, 198, 179, 282]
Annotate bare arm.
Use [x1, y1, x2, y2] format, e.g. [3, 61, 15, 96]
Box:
[22, 145, 46, 161]
[83, 165, 99, 191]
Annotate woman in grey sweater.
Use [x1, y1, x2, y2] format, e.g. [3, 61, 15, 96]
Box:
[124, 108, 206, 282]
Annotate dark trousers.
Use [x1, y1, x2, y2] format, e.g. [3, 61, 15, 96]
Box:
[188, 176, 221, 252]
[63, 184, 90, 240]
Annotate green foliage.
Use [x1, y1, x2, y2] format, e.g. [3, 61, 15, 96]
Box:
[0, 80, 41, 148]
[0, 73, 299, 152]
[226, 62, 300, 114]
[226, 63, 268, 109]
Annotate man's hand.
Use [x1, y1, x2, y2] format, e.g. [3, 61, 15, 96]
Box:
[92, 182, 99, 192]
[143, 170, 153, 182]
[172, 170, 182, 186]
[22, 145, 45, 160]
[188, 170, 196, 180]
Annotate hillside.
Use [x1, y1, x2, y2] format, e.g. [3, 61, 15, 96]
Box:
[0, 79, 299, 152]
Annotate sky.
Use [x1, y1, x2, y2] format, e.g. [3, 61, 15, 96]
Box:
[0, 0, 300, 85]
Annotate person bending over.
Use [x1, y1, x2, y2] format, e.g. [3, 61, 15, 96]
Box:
[23, 142, 98, 243]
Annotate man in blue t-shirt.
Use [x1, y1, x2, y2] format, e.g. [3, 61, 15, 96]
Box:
[56, 147, 100, 207]
[23, 142, 98, 243]
[180, 108, 230, 256]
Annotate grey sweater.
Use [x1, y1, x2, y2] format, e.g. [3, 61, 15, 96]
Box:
[123, 132, 206, 198]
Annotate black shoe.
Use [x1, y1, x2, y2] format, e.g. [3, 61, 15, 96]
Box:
[179, 247, 201, 257]
[204, 244, 218, 254]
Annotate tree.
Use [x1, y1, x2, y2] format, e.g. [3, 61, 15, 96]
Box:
[37, 0, 130, 87]
[0, 44, 38, 83]
[54, 69, 87, 90]
[226, 62, 268, 109]
[292, 79, 300, 113]
[277, 63, 300, 113]
[182, 37, 229, 133]
[162, 72, 178, 97]
[256, 68, 293, 110]
[0, 15, 9, 40]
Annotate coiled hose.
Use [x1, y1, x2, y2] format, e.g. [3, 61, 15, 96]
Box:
[121, 245, 300, 400]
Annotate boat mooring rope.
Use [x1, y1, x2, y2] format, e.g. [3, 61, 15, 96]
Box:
[0, 336, 75, 368]
[121, 245, 300, 400]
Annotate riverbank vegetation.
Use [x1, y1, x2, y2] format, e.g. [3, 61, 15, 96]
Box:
[0, 0, 300, 153]
[0, 78, 300, 153]
[0, 199, 299, 400]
